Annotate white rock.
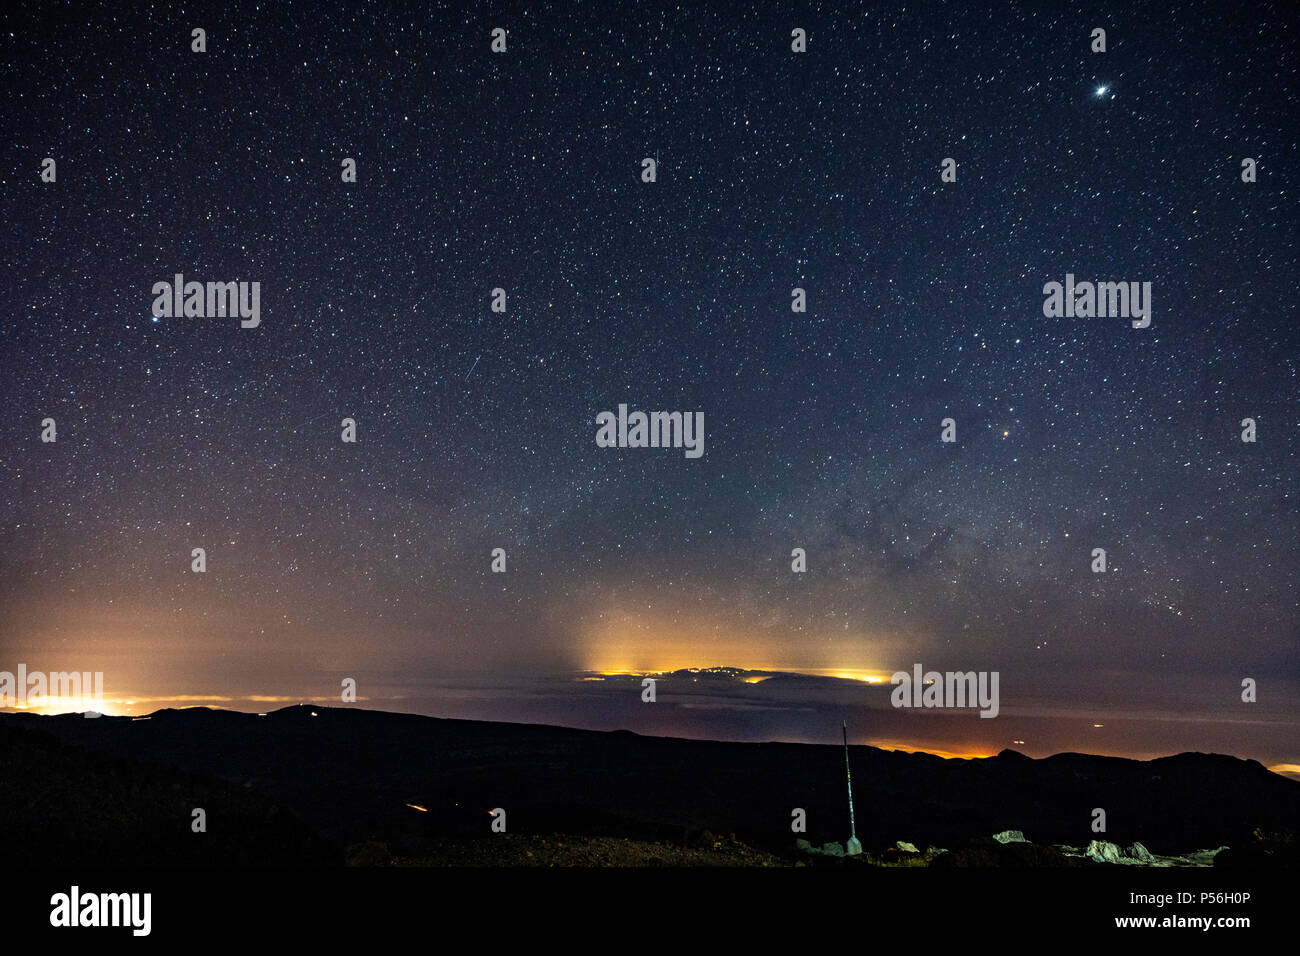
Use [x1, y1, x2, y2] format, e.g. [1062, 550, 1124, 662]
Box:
[1086, 839, 1124, 864]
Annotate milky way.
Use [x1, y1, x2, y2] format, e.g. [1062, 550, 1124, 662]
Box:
[1, 2, 1295, 765]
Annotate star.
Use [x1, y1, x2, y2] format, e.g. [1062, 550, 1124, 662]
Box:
[1, 1, 1291, 772]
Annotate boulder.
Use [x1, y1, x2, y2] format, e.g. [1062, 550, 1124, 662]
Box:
[1085, 840, 1124, 864]
[992, 830, 1029, 844]
[1125, 842, 1153, 862]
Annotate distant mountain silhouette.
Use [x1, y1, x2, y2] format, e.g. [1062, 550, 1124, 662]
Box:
[4, 705, 1296, 866]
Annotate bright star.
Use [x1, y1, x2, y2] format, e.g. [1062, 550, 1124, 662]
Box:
[1096, 85, 1108, 96]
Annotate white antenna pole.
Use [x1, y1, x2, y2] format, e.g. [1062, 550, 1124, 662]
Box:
[843, 720, 863, 855]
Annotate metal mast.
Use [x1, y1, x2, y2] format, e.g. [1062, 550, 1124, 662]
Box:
[843, 719, 857, 842]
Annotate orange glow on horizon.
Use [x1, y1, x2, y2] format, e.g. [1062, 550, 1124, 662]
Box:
[817, 669, 890, 684]
[868, 740, 999, 760]
[577, 600, 907, 684]
[581, 665, 895, 685]
[2, 690, 361, 718]
[4, 695, 121, 717]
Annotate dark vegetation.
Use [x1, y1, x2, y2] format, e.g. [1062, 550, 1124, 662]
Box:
[4, 705, 1296, 866]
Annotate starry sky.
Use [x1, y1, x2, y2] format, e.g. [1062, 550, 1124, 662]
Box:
[1, 1, 1295, 769]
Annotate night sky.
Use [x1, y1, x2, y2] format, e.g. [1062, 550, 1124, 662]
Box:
[2, 2, 1295, 772]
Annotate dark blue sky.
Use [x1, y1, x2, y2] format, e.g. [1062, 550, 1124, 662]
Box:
[1, 0, 1295, 769]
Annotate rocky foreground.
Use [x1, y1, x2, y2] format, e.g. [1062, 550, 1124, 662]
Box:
[372, 829, 1291, 867]
[796, 828, 1270, 867]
